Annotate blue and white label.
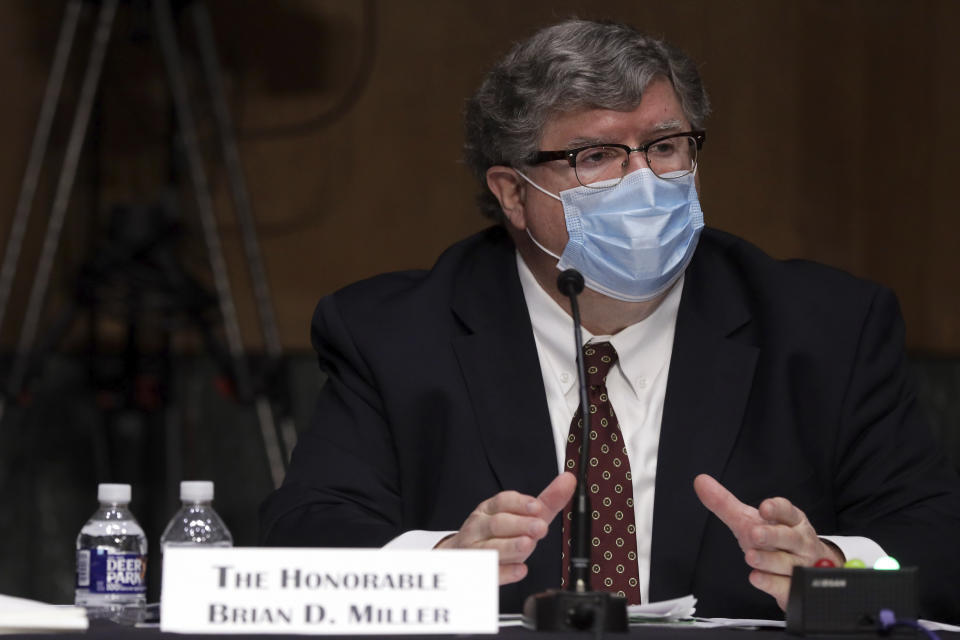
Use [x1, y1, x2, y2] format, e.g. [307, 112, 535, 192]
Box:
[77, 549, 147, 594]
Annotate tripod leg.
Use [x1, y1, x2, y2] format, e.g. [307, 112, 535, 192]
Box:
[152, 0, 286, 488]
[2, 0, 118, 420]
[188, 1, 298, 459]
[0, 0, 82, 340]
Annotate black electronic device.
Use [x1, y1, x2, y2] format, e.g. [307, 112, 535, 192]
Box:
[786, 566, 918, 635]
[521, 269, 629, 633]
[524, 589, 628, 632]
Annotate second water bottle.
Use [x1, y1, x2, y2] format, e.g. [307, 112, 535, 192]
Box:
[160, 481, 233, 548]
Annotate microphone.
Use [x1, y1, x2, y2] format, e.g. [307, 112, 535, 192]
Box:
[521, 269, 628, 632]
[558, 269, 592, 594]
[556, 269, 584, 297]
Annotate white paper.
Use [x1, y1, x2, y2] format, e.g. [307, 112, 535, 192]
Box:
[692, 617, 786, 628]
[628, 594, 697, 621]
[0, 594, 88, 633]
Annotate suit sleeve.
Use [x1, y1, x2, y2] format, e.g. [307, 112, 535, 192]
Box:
[832, 286, 960, 620]
[259, 294, 403, 547]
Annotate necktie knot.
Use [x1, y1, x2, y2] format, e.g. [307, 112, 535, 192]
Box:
[583, 341, 618, 388]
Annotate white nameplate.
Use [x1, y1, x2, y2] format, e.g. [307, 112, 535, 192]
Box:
[160, 547, 497, 635]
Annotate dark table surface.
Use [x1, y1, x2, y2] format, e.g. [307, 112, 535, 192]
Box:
[4, 620, 954, 640]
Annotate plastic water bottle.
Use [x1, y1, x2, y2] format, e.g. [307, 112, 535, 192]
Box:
[75, 484, 148, 624]
[160, 481, 233, 549]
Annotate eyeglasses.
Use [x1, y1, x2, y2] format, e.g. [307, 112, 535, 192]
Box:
[529, 130, 705, 189]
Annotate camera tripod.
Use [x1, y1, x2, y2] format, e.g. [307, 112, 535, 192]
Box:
[0, 0, 295, 488]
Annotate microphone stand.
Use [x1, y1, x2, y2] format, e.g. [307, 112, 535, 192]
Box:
[522, 269, 628, 632]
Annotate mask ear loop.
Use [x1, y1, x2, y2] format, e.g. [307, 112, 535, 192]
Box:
[512, 169, 563, 260]
[525, 228, 562, 261]
[514, 169, 562, 201]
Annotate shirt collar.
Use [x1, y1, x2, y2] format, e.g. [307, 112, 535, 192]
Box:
[516, 253, 683, 398]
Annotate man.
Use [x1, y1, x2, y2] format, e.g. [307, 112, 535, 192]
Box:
[261, 20, 960, 620]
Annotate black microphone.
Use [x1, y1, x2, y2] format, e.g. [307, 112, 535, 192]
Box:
[558, 269, 592, 594]
[556, 269, 584, 297]
[521, 269, 628, 632]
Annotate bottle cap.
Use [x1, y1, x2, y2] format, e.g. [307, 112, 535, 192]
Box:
[98, 483, 131, 503]
[180, 481, 214, 502]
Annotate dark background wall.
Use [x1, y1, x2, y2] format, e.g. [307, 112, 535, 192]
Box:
[0, 0, 957, 605]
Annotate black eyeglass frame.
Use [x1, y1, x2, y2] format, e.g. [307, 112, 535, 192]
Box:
[528, 130, 706, 175]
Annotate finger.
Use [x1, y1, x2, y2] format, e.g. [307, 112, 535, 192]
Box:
[748, 570, 791, 612]
[499, 563, 528, 586]
[484, 512, 548, 541]
[453, 510, 544, 549]
[749, 522, 805, 553]
[693, 474, 759, 534]
[745, 548, 801, 578]
[447, 517, 542, 559]
[758, 497, 805, 527]
[537, 472, 578, 517]
[482, 490, 540, 517]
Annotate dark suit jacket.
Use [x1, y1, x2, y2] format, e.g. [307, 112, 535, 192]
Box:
[261, 226, 960, 621]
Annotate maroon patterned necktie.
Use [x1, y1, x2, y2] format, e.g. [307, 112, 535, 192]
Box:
[560, 341, 641, 603]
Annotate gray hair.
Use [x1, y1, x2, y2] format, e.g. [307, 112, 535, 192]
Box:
[464, 19, 711, 222]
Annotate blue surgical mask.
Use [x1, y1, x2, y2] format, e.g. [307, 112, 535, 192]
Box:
[516, 168, 704, 302]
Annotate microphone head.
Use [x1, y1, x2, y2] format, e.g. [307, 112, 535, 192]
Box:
[557, 269, 585, 297]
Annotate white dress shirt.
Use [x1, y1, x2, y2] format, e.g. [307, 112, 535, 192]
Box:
[387, 252, 886, 599]
[517, 253, 680, 602]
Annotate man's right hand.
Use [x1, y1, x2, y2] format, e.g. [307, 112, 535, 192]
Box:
[435, 472, 577, 584]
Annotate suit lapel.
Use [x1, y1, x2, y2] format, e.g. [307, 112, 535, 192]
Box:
[649, 238, 759, 600]
[445, 230, 565, 604]
[450, 230, 558, 499]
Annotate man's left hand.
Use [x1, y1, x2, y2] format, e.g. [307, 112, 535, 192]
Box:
[693, 473, 844, 610]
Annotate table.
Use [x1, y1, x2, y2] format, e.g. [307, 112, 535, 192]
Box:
[5, 620, 955, 640]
